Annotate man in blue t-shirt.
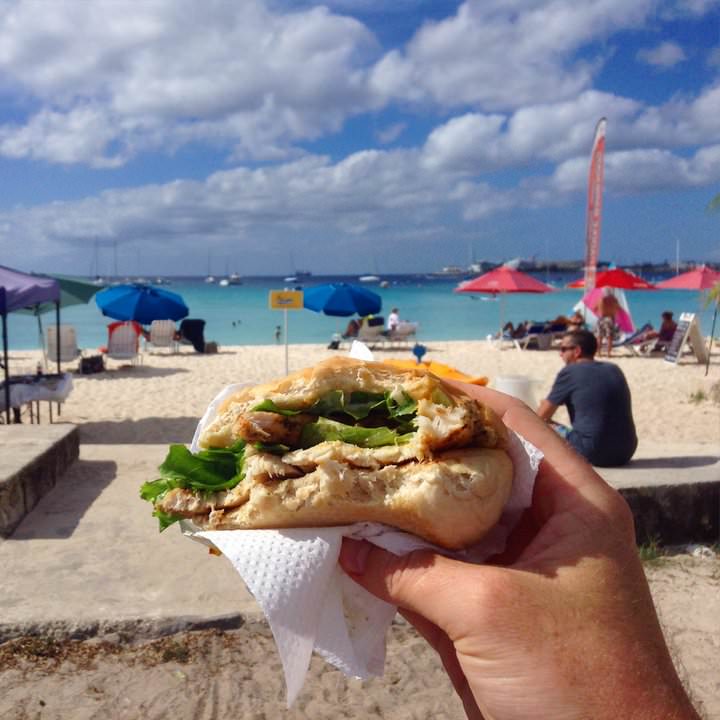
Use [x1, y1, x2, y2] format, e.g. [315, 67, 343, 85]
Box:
[537, 329, 637, 467]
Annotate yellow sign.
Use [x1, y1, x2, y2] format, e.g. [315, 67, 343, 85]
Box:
[269, 289, 304, 310]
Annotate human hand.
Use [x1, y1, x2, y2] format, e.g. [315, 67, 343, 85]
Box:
[339, 385, 699, 720]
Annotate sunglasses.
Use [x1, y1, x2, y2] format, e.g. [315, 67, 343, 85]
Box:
[559, 345, 576, 352]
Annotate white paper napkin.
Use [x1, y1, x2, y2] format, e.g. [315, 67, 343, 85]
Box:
[182, 381, 542, 706]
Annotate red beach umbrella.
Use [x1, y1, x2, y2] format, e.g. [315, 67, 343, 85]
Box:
[457, 265, 555, 294]
[455, 266, 554, 343]
[567, 267, 656, 290]
[655, 265, 720, 290]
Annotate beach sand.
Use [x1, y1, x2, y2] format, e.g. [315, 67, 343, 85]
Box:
[11, 338, 719, 445]
[2, 340, 719, 718]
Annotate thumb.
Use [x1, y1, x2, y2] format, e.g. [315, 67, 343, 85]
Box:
[339, 538, 488, 635]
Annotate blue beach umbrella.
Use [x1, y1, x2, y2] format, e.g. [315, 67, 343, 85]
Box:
[95, 284, 189, 325]
[303, 282, 382, 317]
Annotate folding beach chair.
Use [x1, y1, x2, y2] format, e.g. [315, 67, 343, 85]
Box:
[104, 321, 142, 365]
[46, 325, 81, 365]
[147, 319, 178, 353]
[615, 323, 655, 356]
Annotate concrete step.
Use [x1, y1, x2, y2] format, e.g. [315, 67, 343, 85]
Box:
[0, 424, 79, 537]
[601, 442, 719, 545]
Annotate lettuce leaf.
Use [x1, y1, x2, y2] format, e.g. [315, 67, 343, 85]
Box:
[253, 441, 290, 455]
[140, 440, 247, 532]
[385, 391, 418, 418]
[299, 417, 414, 449]
[250, 399, 302, 415]
[255, 389, 418, 424]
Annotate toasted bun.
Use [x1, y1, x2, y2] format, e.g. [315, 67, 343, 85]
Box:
[165, 358, 513, 549]
[200, 356, 507, 454]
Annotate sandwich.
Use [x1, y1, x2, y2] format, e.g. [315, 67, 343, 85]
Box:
[140, 357, 513, 549]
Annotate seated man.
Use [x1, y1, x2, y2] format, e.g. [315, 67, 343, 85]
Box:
[537, 329, 637, 467]
[343, 318, 360, 338]
[386, 308, 400, 332]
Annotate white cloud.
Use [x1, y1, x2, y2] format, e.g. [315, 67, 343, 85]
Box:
[5, 131, 720, 269]
[370, 0, 653, 110]
[551, 144, 720, 195]
[0, 105, 127, 167]
[636, 41, 687, 67]
[0, 0, 378, 163]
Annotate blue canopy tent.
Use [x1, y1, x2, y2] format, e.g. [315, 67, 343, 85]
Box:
[0, 265, 61, 423]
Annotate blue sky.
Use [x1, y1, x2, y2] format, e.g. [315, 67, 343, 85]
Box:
[1, 0, 720, 277]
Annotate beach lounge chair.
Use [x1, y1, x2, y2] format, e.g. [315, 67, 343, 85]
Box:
[513, 323, 553, 350]
[104, 321, 142, 365]
[357, 316, 387, 349]
[179, 318, 206, 353]
[46, 325, 81, 365]
[147, 319, 178, 353]
[615, 323, 655, 356]
[386, 321, 419, 347]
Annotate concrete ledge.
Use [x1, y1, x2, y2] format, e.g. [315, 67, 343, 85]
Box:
[601, 442, 720, 545]
[0, 424, 79, 538]
[619, 482, 719, 545]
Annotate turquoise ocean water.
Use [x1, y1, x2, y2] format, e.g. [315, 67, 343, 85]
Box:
[5, 274, 716, 352]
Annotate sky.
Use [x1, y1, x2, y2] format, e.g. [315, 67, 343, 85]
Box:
[1, 0, 720, 277]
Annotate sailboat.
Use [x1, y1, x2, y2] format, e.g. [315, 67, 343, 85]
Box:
[219, 273, 242, 287]
[284, 250, 312, 284]
[219, 259, 242, 286]
[205, 251, 215, 284]
[359, 254, 382, 284]
[90, 240, 104, 285]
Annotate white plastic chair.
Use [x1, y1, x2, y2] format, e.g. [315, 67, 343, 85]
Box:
[46, 325, 81, 363]
[106, 322, 142, 365]
[147, 320, 178, 353]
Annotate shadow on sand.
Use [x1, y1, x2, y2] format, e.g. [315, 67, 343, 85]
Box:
[74, 366, 190, 380]
[8, 459, 117, 541]
[79, 417, 198, 444]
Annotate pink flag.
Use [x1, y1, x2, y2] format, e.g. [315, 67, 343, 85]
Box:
[583, 118, 607, 291]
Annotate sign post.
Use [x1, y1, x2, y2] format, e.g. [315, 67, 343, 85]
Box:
[269, 290, 304, 374]
[664, 313, 708, 365]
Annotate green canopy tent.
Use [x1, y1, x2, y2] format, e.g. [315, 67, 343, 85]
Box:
[17, 274, 105, 367]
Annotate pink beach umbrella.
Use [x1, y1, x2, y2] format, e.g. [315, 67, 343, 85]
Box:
[655, 265, 720, 290]
[577, 287, 635, 334]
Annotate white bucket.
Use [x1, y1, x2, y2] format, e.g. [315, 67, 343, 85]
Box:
[493, 375, 538, 407]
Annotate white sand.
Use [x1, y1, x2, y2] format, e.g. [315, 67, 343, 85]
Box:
[12, 338, 717, 445]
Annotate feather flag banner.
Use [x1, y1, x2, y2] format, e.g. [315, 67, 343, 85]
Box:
[583, 118, 607, 292]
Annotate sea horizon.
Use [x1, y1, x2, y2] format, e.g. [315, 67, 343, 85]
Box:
[5, 271, 716, 353]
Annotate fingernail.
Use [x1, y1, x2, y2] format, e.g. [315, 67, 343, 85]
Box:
[340, 539, 372, 575]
